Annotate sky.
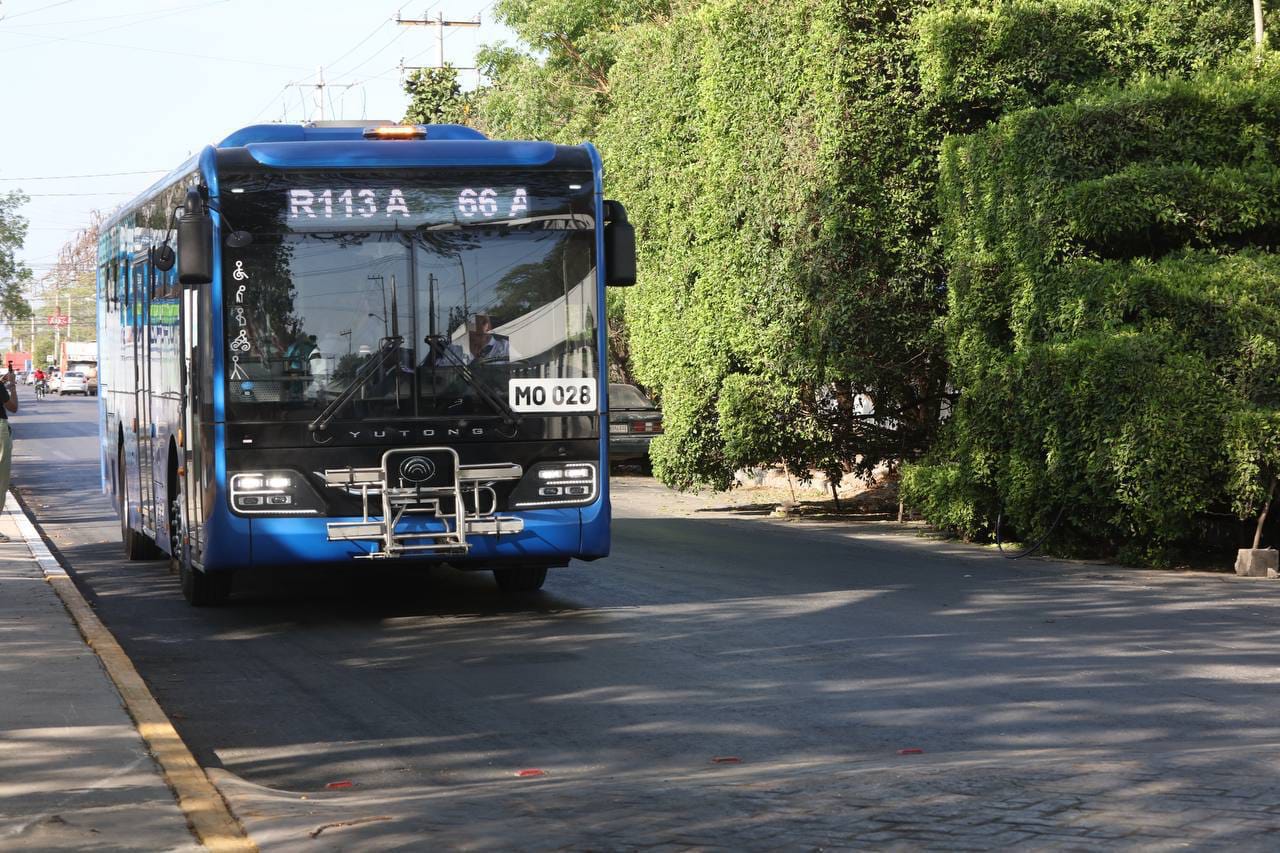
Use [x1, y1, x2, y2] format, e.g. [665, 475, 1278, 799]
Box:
[0, 0, 513, 284]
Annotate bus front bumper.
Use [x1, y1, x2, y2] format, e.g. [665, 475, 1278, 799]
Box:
[245, 505, 599, 569]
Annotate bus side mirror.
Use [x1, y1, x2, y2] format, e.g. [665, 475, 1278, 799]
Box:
[177, 188, 213, 285]
[604, 200, 636, 287]
[152, 244, 175, 272]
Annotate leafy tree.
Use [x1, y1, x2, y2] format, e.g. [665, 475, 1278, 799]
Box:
[466, 1, 674, 387]
[470, 0, 671, 143]
[31, 211, 101, 368]
[402, 66, 474, 125]
[0, 191, 34, 333]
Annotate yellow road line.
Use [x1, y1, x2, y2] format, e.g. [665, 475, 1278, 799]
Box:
[7, 492, 256, 852]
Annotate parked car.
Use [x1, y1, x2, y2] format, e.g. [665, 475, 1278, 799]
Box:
[47, 372, 61, 393]
[608, 383, 663, 467]
[58, 371, 87, 395]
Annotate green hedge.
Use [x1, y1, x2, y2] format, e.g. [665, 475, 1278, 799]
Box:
[941, 69, 1280, 370]
[907, 62, 1280, 563]
[915, 0, 1262, 131]
[601, 0, 952, 490]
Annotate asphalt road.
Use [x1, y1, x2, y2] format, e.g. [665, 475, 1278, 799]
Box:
[15, 396, 1280, 850]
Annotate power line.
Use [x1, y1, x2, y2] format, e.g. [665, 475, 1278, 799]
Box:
[0, 169, 165, 182]
[244, 2, 438, 124]
[0, 0, 79, 22]
[287, 67, 363, 122]
[245, 81, 295, 124]
[0, 27, 311, 71]
[21, 192, 132, 197]
[396, 9, 480, 69]
[322, 16, 394, 75]
[328, 27, 409, 82]
[1, 0, 230, 55]
[0, 0, 221, 30]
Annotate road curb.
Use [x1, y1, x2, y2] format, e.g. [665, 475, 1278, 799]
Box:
[6, 491, 257, 853]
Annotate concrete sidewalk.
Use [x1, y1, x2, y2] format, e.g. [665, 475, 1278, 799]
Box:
[0, 498, 201, 851]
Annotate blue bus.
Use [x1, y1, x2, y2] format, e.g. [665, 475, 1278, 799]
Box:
[97, 121, 636, 605]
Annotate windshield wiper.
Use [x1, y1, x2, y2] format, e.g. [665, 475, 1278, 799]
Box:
[308, 335, 405, 434]
[424, 335, 522, 428]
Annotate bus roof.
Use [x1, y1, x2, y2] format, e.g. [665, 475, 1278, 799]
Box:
[102, 122, 595, 232]
[217, 121, 487, 147]
[215, 121, 586, 172]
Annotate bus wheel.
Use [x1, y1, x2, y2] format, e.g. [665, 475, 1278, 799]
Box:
[180, 562, 231, 607]
[493, 565, 548, 594]
[119, 447, 155, 561]
[170, 492, 230, 606]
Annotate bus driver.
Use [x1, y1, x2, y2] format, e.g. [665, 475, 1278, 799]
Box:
[425, 313, 509, 367]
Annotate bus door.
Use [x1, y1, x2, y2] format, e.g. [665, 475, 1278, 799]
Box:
[132, 254, 157, 535]
[180, 275, 203, 563]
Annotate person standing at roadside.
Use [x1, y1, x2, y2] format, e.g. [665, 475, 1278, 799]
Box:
[0, 365, 19, 541]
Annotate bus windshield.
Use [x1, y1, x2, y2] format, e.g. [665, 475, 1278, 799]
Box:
[218, 170, 598, 422]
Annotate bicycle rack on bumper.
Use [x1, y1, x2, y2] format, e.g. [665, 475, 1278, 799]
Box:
[323, 447, 525, 559]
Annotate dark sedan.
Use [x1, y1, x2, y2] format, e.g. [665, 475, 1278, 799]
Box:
[608, 383, 662, 467]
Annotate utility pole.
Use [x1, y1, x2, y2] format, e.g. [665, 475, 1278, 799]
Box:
[287, 66, 360, 122]
[396, 10, 480, 74]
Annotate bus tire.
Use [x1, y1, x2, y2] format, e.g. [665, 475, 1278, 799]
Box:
[119, 447, 156, 561]
[493, 565, 548, 594]
[169, 490, 230, 606]
[179, 561, 232, 607]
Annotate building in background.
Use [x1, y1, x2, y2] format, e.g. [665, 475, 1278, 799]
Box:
[1, 351, 33, 373]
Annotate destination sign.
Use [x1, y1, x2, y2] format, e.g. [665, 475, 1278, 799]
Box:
[286, 187, 532, 226]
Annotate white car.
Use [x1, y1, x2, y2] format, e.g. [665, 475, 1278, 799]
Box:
[58, 371, 87, 395]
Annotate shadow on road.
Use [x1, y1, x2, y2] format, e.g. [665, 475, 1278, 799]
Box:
[13, 409, 1280, 848]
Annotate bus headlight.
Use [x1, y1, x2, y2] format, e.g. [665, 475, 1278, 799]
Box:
[230, 471, 319, 514]
[511, 462, 598, 508]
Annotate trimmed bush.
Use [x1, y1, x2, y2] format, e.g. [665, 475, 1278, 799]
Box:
[916, 0, 1262, 131]
[911, 62, 1280, 562]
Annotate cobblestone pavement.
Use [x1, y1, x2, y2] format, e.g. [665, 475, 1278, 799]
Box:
[215, 742, 1280, 850]
[17, 408, 1280, 852]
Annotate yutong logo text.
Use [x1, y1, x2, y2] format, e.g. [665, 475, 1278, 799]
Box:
[344, 427, 488, 440]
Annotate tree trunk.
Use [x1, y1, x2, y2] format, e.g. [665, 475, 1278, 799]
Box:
[1256, 0, 1266, 48]
[1253, 475, 1277, 550]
